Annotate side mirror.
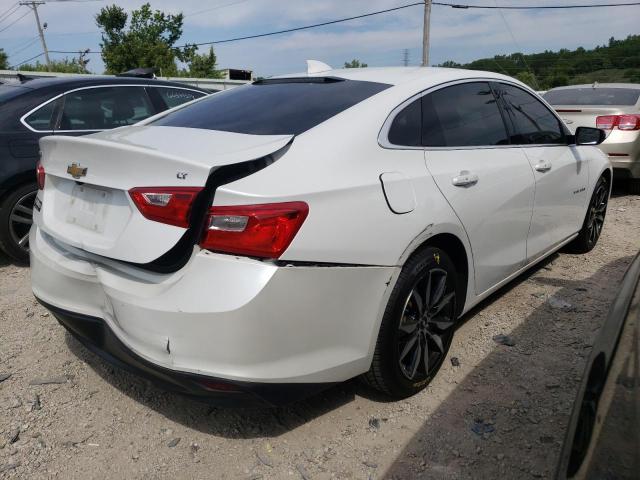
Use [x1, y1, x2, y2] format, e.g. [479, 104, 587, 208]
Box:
[575, 127, 606, 146]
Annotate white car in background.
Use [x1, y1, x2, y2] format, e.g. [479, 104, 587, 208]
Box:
[30, 64, 611, 406]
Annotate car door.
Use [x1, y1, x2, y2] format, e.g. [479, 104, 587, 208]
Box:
[493, 82, 589, 261]
[421, 81, 536, 294]
[54, 85, 156, 136]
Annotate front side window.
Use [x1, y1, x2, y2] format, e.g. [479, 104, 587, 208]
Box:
[58, 87, 154, 131]
[154, 87, 205, 109]
[151, 78, 391, 135]
[422, 82, 509, 147]
[496, 84, 565, 145]
[24, 99, 58, 131]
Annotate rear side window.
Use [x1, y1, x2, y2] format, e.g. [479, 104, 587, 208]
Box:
[388, 98, 421, 146]
[58, 86, 154, 131]
[24, 99, 58, 131]
[151, 78, 391, 135]
[497, 84, 565, 145]
[422, 82, 508, 147]
[543, 87, 640, 106]
[154, 87, 205, 109]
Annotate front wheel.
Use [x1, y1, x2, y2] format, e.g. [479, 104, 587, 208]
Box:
[0, 183, 37, 264]
[566, 175, 609, 254]
[362, 247, 458, 399]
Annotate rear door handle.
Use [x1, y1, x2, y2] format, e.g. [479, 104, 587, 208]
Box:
[452, 171, 479, 187]
[534, 161, 552, 172]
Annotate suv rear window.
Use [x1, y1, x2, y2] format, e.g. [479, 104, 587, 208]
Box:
[543, 88, 640, 106]
[150, 77, 391, 135]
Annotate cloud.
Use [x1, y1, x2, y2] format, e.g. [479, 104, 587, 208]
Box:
[1, 0, 638, 76]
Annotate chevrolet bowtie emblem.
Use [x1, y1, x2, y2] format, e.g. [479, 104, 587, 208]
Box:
[67, 163, 87, 179]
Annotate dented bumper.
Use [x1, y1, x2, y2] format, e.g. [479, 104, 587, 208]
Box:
[30, 226, 397, 393]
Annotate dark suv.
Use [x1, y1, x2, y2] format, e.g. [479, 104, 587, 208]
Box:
[0, 76, 208, 262]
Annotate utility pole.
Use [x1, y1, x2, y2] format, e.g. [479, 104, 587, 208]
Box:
[402, 48, 409, 67]
[421, 0, 432, 67]
[20, 1, 51, 71]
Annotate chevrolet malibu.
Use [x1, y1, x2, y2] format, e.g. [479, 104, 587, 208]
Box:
[30, 65, 611, 406]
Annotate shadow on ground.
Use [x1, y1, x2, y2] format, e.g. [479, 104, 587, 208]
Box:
[383, 255, 635, 479]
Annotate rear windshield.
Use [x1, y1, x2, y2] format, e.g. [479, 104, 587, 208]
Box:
[150, 77, 391, 135]
[543, 87, 640, 106]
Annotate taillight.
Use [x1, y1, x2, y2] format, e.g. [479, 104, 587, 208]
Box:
[596, 114, 640, 131]
[200, 202, 309, 259]
[36, 161, 45, 190]
[617, 114, 640, 130]
[129, 187, 203, 228]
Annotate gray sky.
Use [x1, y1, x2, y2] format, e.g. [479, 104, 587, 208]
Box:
[0, 0, 639, 76]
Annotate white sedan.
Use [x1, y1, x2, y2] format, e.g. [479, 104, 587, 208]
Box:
[30, 64, 611, 406]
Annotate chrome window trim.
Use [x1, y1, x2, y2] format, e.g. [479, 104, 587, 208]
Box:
[20, 84, 205, 133]
[378, 77, 570, 151]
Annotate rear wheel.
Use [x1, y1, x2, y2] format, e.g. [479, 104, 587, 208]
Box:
[566, 175, 609, 254]
[629, 179, 640, 195]
[363, 247, 458, 398]
[0, 183, 37, 263]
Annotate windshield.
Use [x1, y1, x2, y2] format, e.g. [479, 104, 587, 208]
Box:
[543, 87, 640, 106]
[150, 77, 391, 135]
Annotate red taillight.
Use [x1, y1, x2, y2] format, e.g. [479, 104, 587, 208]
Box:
[617, 114, 640, 130]
[200, 202, 309, 259]
[129, 187, 203, 228]
[596, 114, 640, 131]
[36, 161, 45, 190]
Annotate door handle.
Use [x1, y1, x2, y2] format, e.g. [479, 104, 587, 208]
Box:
[534, 162, 552, 172]
[452, 171, 479, 187]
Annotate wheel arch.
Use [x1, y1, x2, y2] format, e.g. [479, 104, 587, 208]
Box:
[401, 231, 471, 317]
[0, 171, 37, 206]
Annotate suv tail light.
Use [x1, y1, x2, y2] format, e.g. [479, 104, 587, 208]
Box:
[596, 114, 640, 131]
[200, 202, 309, 259]
[36, 161, 45, 190]
[129, 187, 203, 228]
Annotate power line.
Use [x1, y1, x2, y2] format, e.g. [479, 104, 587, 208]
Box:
[8, 35, 40, 56]
[0, 3, 20, 24]
[10, 51, 44, 68]
[0, 8, 29, 34]
[45, 0, 640, 54]
[433, 1, 640, 9]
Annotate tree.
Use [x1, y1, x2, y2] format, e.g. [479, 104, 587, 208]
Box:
[184, 47, 222, 78]
[96, 3, 195, 75]
[19, 57, 90, 74]
[344, 59, 368, 68]
[0, 48, 7, 69]
[515, 71, 539, 89]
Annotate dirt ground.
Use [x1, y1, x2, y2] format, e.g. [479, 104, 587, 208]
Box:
[1, 193, 639, 480]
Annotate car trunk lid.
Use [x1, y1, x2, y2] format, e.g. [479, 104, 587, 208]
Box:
[36, 126, 292, 264]
[553, 105, 629, 133]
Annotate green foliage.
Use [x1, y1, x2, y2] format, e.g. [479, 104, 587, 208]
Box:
[0, 48, 7, 69]
[178, 47, 223, 78]
[344, 59, 368, 68]
[19, 57, 90, 74]
[438, 35, 640, 90]
[96, 3, 195, 75]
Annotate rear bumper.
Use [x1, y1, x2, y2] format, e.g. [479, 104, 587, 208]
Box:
[39, 299, 330, 407]
[30, 226, 397, 398]
[601, 130, 640, 178]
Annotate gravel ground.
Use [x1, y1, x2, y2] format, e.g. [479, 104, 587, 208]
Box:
[1, 193, 639, 480]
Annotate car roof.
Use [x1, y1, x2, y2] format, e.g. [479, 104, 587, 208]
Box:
[277, 66, 519, 88]
[548, 83, 640, 90]
[9, 75, 208, 92]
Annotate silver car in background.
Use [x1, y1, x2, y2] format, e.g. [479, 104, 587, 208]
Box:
[544, 84, 640, 193]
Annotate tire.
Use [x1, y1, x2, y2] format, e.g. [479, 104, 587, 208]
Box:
[362, 246, 459, 399]
[566, 175, 609, 254]
[629, 179, 640, 195]
[0, 183, 37, 264]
